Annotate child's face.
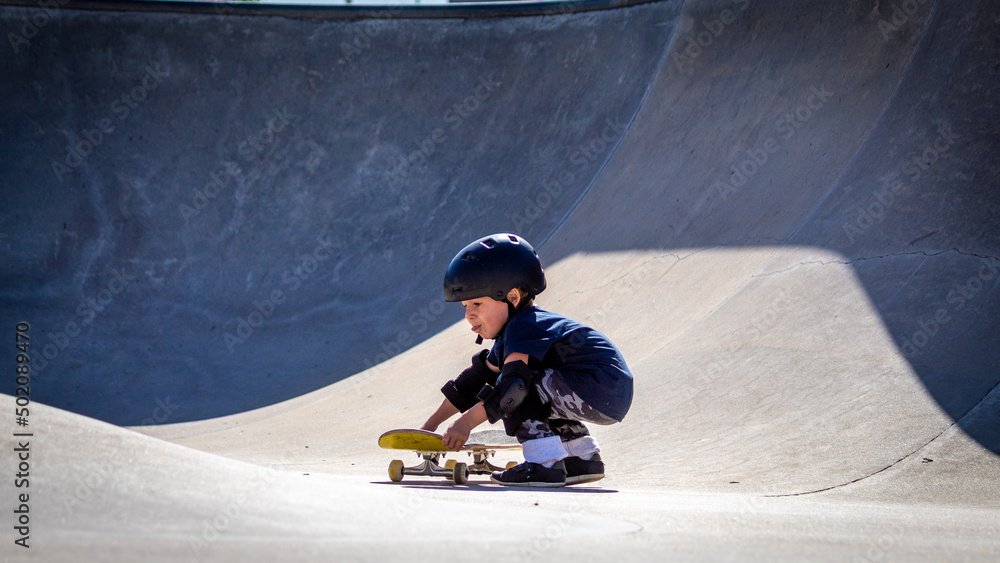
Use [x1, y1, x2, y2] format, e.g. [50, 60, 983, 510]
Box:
[462, 297, 509, 340]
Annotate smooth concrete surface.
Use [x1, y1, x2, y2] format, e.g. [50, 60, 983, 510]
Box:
[3, 395, 999, 562]
[1, 0, 999, 561]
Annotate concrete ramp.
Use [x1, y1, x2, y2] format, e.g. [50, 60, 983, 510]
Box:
[532, 0, 1000, 497]
[1, 0, 675, 423]
[1, 0, 998, 560]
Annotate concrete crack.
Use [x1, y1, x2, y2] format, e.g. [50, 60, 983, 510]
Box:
[764, 425, 955, 498]
[755, 248, 998, 278]
[766, 377, 1000, 498]
[558, 249, 712, 299]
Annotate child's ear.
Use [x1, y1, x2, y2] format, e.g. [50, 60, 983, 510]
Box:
[506, 288, 522, 308]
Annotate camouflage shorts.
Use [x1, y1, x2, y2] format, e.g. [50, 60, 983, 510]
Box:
[515, 369, 618, 443]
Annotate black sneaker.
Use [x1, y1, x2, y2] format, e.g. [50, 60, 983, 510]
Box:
[491, 461, 567, 488]
[563, 453, 604, 485]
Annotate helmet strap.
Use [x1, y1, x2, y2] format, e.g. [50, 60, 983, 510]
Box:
[505, 298, 519, 320]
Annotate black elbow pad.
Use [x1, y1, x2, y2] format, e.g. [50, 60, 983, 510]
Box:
[478, 360, 549, 435]
[441, 350, 498, 412]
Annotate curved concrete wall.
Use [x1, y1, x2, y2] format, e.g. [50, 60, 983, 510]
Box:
[0, 0, 675, 423]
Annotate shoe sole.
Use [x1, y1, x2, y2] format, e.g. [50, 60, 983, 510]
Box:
[490, 475, 566, 488]
[566, 473, 604, 485]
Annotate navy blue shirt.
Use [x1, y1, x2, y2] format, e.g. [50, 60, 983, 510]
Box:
[487, 306, 633, 421]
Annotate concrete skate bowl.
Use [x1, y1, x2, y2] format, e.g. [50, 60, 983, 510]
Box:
[1, 0, 998, 505]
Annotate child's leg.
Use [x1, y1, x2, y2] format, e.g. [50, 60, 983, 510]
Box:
[512, 370, 616, 464]
[512, 419, 571, 466]
[536, 370, 617, 460]
[536, 369, 618, 427]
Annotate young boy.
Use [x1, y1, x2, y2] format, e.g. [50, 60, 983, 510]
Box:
[420, 233, 633, 487]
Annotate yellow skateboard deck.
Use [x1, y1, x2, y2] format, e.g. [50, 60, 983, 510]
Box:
[378, 429, 451, 452]
[378, 428, 521, 453]
[378, 428, 521, 484]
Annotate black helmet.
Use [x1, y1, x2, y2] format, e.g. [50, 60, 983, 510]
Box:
[443, 233, 546, 302]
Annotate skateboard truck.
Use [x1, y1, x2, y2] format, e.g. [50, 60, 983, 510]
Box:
[389, 448, 517, 485]
[379, 429, 521, 485]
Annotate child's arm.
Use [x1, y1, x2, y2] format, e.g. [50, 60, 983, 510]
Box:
[505, 352, 530, 366]
[422, 399, 488, 451]
[422, 350, 498, 437]
[442, 403, 488, 451]
[420, 398, 460, 432]
[437, 354, 526, 449]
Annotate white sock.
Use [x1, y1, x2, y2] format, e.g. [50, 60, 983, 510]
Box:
[563, 436, 600, 459]
[522, 436, 568, 466]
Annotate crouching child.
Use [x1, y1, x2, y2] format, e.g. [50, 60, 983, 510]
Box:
[421, 233, 633, 487]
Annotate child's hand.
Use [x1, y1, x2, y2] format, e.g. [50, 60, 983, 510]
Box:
[442, 420, 472, 451]
[421, 399, 460, 434]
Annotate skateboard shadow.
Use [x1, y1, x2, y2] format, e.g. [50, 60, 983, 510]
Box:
[371, 480, 619, 493]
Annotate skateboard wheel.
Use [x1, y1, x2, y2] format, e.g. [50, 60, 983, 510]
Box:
[388, 459, 405, 482]
[445, 459, 457, 471]
[505, 461, 518, 470]
[453, 462, 469, 485]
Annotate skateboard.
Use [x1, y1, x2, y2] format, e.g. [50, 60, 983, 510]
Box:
[378, 428, 522, 484]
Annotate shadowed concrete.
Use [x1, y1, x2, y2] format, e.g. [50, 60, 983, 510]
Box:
[1, 0, 998, 560]
[1, 0, 673, 423]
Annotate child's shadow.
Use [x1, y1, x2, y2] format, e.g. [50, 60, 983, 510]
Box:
[372, 480, 618, 493]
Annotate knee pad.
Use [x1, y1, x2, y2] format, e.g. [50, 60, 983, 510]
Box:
[478, 377, 529, 424]
[478, 360, 551, 436]
[477, 360, 532, 423]
[500, 385, 551, 437]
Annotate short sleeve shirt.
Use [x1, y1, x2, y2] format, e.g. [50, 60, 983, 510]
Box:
[487, 306, 633, 421]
